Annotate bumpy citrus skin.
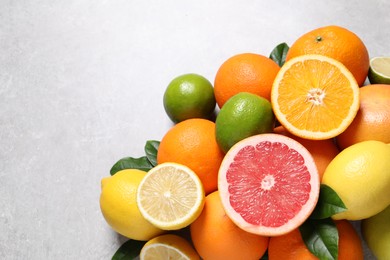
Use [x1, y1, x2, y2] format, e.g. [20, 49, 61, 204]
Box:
[362, 205, 390, 260]
[215, 92, 275, 153]
[368, 57, 390, 84]
[163, 73, 216, 123]
[322, 140, 390, 220]
[100, 169, 164, 241]
[286, 25, 369, 86]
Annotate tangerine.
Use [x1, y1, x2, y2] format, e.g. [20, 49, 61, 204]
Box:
[268, 220, 363, 260]
[190, 191, 269, 260]
[286, 25, 369, 86]
[157, 118, 224, 194]
[214, 53, 280, 108]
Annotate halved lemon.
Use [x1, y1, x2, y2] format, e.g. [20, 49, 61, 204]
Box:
[136, 162, 205, 230]
[368, 56, 390, 84]
[140, 234, 200, 260]
[271, 54, 360, 140]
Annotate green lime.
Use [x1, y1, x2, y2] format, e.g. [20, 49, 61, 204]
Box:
[215, 92, 275, 153]
[362, 205, 390, 260]
[368, 57, 390, 84]
[163, 73, 216, 123]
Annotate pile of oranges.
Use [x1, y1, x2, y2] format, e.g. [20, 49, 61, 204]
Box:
[101, 25, 390, 259]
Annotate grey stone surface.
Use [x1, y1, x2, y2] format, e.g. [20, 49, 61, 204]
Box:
[1, 0, 388, 259]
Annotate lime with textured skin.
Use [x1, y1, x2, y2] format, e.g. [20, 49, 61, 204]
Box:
[215, 92, 275, 153]
[362, 205, 390, 260]
[163, 73, 216, 123]
[368, 57, 390, 84]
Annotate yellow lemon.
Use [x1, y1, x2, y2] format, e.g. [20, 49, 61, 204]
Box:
[322, 140, 390, 220]
[140, 234, 200, 260]
[100, 169, 164, 240]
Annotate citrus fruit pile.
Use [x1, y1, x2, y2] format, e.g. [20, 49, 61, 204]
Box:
[100, 25, 390, 260]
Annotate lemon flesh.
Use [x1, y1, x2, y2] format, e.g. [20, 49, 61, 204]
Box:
[368, 56, 390, 84]
[137, 163, 205, 230]
[322, 140, 390, 220]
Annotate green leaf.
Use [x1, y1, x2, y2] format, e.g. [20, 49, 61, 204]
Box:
[269, 42, 289, 67]
[144, 140, 160, 166]
[299, 218, 339, 260]
[110, 156, 153, 175]
[112, 239, 145, 260]
[310, 184, 347, 219]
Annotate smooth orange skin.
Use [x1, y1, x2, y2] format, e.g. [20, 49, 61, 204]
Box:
[274, 126, 339, 180]
[286, 25, 369, 86]
[214, 53, 280, 108]
[268, 220, 363, 260]
[190, 191, 269, 260]
[157, 118, 224, 194]
[337, 84, 390, 150]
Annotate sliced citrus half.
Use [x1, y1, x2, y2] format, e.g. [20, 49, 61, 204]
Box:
[140, 234, 200, 260]
[368, 56, 390, 84]
[218, 133, 320, 236]
[137, 162, 205, 230]
[271, 54, 360, 140]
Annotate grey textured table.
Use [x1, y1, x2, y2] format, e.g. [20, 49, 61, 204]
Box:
[1, 0, 388, 259]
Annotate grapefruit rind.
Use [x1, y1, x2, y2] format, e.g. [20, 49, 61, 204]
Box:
[218, 133, 320, 236]
[271, 54, 360, 140]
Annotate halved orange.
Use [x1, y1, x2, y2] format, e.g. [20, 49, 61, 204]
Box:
[271, 54, 360, 140]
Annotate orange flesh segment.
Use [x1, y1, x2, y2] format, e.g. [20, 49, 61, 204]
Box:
[276, 59, 355, 133]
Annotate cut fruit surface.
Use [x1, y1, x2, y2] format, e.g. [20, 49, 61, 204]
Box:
[271, 54, 360, 140]
[140, 234, 200, 260]
[137, 162, 205, 230]
[368, 56, 390, 84]
[218, 133, 320, 236]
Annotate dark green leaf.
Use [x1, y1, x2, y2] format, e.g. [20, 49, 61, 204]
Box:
[144, 140, 160, 166]
[112, 239, 145, 260]
[269, 42, 289, 67]
[310, 184, 347, 219]
[299, 218, 339, 260]
[110, 156, 153, 175]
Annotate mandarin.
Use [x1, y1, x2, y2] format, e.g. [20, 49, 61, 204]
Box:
[274, 126, 339, 180]
[214, 53, 280, 108]
[190, 191, 269, 260]
[336, 84, 390, 150]
[268, 220, 363, 260]
[157, 118, 224, 194]
[286, 25, 369, 86]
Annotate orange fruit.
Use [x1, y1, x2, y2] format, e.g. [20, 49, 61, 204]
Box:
[336, 84, 390, 150]
[190, 191, 269, 260]
[274, 126, 339, 180]
[218, 133, 320, 236]
[214, 53, 280, 108]
[286, 25, 369, 86]
[271, 54, 360, 140]
[157, 118, 224, 194]
[268, 220, 363, 260]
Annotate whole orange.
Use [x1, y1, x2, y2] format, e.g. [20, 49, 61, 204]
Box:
[268, 220, 363, 260]
[157, 118, 224, 194]
[190, 191, 269, 260]
[214, 53, 280, 108]
[274, 126, 339, 180]
[286, 25, 369, 86]
[336, 84, 390, 150]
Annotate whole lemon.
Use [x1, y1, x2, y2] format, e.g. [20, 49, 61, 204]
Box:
[100, 169, 164, 240]
[322, 140, 390, 220]
[215, 92, 274, 153]
[362, 205, 390, 260]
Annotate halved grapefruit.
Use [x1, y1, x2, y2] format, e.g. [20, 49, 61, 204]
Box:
[218, 133, 320, 236]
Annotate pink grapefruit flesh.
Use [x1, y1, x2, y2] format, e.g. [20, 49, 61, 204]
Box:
[218, 133, 320, 236]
